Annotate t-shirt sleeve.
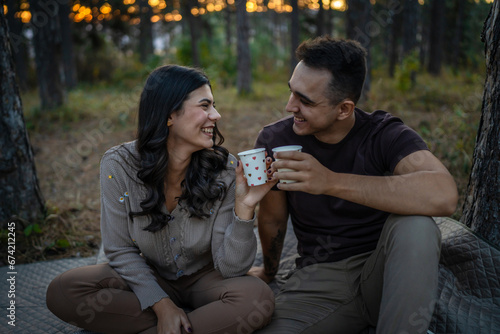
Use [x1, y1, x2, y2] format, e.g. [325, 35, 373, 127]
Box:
[375, 118, 429, 173]
[254, 128, 273, 157]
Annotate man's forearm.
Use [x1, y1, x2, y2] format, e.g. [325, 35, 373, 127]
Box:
[260, 225, 286, 278]
[326, 170, 458, 216]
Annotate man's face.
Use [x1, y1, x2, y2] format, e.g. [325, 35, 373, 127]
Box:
[286, 61, 343, 144]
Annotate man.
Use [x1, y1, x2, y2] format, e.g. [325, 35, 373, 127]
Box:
[249, 36, 458, 334]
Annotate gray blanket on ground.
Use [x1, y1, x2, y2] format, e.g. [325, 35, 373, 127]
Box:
[428, 217, 500, 334]
[254, 217, 500, 334]
[1, 217, 496, 334]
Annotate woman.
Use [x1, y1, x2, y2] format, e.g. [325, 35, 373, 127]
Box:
[46, 65, 276, 334]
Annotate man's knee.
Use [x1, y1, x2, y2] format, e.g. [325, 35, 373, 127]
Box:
[385, 214, 441, 252]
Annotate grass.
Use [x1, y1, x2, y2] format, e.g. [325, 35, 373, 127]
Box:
[2, 67, 484, 264]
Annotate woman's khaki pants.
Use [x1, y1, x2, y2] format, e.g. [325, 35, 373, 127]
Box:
[46, 263, 274, 334]
[256, 214, 442, 334]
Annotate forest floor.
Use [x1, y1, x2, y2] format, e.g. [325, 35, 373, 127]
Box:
[5, 69, 485, 265]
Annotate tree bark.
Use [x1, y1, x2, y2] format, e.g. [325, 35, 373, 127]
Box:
[290, 0, 299, 77]
[427, 0, 445, 75]
[5, 0, 29, 91]
[59, 0, 77, 89]
[29, 0, 65, 110]
[0, 10, 45, 227]
[236, 0, 252, 95]
[461, 1, 500, 247]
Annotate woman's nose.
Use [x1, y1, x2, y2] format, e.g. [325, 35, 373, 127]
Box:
[209, 108, 221, 121]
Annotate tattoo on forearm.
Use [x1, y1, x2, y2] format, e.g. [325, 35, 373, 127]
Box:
[264, 228, 285, 277]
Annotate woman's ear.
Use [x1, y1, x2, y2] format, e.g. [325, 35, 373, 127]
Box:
[167, 117, 173, 127]
[337, 100, 355, 121]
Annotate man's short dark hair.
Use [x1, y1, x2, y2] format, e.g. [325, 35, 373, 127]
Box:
[295, 36, 367, 105]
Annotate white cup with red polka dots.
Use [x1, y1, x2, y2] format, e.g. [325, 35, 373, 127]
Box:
[272, 145, 303, 184]
[238, 148, 268, 186]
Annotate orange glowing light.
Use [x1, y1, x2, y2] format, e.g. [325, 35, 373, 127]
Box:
[331, 0, 346, 11]
[20, 11, 31, 23]
[100, 4, 112, 14]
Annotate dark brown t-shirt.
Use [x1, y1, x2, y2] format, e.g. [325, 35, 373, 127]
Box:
[255, 108, 429, 268]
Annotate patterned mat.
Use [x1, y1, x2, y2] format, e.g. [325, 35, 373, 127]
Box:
[0, 257, 96, 334]
[2, 218, 497, 334]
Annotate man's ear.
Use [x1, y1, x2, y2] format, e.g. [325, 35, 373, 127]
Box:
[337, 100, 355, 121]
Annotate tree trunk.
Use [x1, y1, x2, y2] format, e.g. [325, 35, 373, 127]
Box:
[461, 1, 500, 247]
[29, 0, 65, 110]
[402, 0, 418, 55]
[325, 7, 334, 37]
[183, 0, 201, 67]
[452, 0, 465, 69]
[290, 0, 299, 76]
[138, 0, 154, 64]
[427, 0, 445, 75]
[59, 0, 77, 89]
[0, 10, 45, 227]
[345, 0, 372, 98]
[389, 4, 403, 77]
[224, 3, 233, 48]
[5, 0, 29, 91]
[236, 0, 252, 95]
[419, 0, 430, 68]
[316, 3, 325, 37]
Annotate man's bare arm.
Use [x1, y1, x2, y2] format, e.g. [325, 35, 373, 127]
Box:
[274, 150, 458, 217]
[248, 190, 288, 283]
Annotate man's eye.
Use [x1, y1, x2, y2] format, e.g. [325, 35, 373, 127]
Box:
[301, 100, 310, 105]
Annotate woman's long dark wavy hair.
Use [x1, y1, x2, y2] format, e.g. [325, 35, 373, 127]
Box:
[129, 65, 229, 232]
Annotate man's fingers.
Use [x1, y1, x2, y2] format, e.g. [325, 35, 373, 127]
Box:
[272, 159, 302, 171]
[273, 151, 304, 160]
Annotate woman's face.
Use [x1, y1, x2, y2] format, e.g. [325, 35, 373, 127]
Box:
[167, 84, 221, 155]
